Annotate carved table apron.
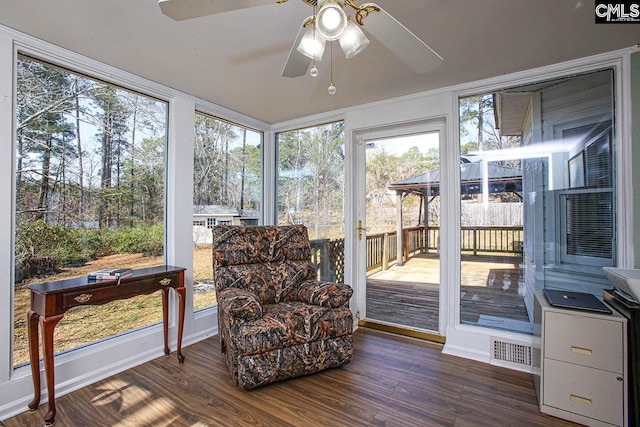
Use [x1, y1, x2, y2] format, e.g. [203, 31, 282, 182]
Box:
[27, 265, 187, 425]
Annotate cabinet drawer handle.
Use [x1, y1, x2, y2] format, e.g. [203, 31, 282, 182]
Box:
[570, 395, 592, 406]
[570, 346, 592, 356]
[159, 278, 172, 286]
[74, 293, 92, 303]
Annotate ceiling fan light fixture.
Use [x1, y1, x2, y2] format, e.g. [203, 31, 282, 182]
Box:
[297, 25, 326, 61]
[339, 19, 369, 59]
[316, 0, 347, 41]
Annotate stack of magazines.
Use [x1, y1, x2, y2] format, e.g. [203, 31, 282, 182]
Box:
[88, 268, 132, 280]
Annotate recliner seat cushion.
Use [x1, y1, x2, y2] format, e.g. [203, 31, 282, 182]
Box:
[230, 301, 353, 356]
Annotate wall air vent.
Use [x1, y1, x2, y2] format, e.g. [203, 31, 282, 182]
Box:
[490, 337, 533, 372]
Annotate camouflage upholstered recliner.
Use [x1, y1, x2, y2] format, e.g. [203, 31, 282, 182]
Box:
[212, 224, 354, 389]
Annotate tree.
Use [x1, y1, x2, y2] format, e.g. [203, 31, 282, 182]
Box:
[459, 93, 522, 171]
[193, 113, 261, 216]
[92, 85, 131, 227]
[276, 122, 345, 236]
[366, 149, 397, 207]
[459, 94, 494, 152]
[194, 115, 236, 206]
[15, 59, 78, 223]
[15, 54, 169, 257]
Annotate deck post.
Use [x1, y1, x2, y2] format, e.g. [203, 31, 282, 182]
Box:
[396, 191, 403, 266]
[382, 232, 389, 270]
[423, 191, 429, 254]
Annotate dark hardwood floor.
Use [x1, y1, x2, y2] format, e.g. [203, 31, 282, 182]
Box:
[4, 328, 579, 426]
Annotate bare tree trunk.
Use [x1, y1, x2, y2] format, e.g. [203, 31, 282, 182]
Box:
[116, 134, 122, 226]
[37, 135, 53, 221]
[223, 128, 229, 205]
[477, 98, 484, 151]
[60, 135, 66, 226]
[99, 112, 113, 228]
[16, 130, 24, 209]
[74, 86, 84, 226]
[129, 100, 138, 226]
[240, 128, 246, 210]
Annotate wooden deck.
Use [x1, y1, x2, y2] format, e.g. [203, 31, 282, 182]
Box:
[366, 254, 531, 334]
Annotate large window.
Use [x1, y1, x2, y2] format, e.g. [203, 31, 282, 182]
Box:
[13, 55, 168, 367]
[192, 113, 262, 311]
[276, 121, 345, 282]
[458, 69, 616, 334]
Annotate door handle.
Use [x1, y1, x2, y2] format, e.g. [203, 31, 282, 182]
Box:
[358, 220, 367, 240]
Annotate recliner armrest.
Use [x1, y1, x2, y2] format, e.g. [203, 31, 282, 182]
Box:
[292, 280, 353, 308]
[218, 287, 263, 320]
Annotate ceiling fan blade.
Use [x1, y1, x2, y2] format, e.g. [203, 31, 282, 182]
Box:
[158, 0, 275, 21]
[282, 20, 312, 78]
[364, 6, 443, 74]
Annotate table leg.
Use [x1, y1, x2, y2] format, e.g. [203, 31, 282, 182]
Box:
[161, 288, 170, 356]
[27, 310, 41, 411]
[175, 286, 186, 363]
[41, 314, 63, 426]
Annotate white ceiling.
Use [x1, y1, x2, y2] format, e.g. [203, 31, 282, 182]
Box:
[0, 0, 638, 124]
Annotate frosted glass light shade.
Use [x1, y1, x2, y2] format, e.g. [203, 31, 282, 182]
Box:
[297, 26, 326, 61]
[339, 20, 370, 59]
[316, 1, 347, 41]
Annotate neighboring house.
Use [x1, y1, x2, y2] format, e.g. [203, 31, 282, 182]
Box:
[192, 205, 260, 244]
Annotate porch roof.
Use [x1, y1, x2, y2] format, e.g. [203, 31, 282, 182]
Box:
[388, 161, 522, 196]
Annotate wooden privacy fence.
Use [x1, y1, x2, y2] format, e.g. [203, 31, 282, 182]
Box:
[311, 225, 523, 281]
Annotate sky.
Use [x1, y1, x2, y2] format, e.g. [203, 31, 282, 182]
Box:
[367, 132, 439, 156]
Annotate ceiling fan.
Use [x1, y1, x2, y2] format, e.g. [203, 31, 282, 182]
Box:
[158, 0, 442, 82]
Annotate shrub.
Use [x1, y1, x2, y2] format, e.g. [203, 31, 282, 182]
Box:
[15, 220, 101, 267]
[101, 223, 164, 256]
[15, 221, 164, 278]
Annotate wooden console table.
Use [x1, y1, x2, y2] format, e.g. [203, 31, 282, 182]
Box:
[27, 265, 187, 425]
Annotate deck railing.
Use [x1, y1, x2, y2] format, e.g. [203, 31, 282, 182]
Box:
[311, 225, 523, 281]
[460, 225, 523, 256]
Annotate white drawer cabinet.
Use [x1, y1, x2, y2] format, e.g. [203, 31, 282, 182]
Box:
[534, 292, 628, 427]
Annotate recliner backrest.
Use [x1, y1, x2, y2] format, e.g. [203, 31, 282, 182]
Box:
[212, 225, 316, 304]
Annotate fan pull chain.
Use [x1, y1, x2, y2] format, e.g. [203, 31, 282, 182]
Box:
[328, 42, 336, 95]
[310, 5, 319, 77]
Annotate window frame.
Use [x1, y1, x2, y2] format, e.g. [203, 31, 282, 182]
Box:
[11, 52, 172, 367]
[550, 116, 616, 269]
[557, 187, 614, 267]
[191, 110, 265, 312]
